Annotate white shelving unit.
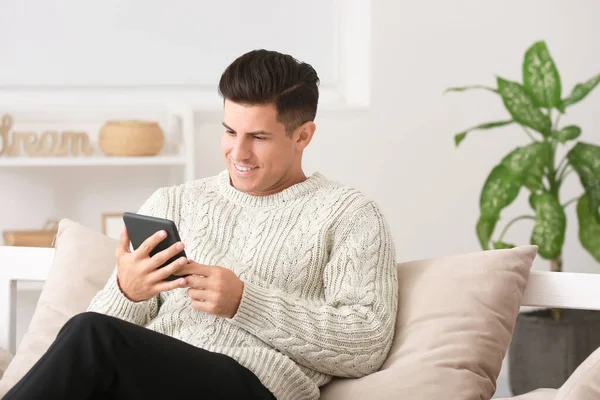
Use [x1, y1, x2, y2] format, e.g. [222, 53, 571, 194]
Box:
[0, 103, 197, 247]
[0, 104, 196, 182]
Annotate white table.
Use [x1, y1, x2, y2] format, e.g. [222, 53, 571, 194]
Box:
[0, 246, 54, 354]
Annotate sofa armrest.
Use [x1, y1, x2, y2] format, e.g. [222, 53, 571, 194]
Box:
[0, 246, 55, 352]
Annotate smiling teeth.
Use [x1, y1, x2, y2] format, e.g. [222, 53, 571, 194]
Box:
[235, 164, 255, 172]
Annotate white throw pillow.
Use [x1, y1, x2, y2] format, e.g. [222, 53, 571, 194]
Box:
[0, 219, 118, 396]
[321, 245, 538, 400]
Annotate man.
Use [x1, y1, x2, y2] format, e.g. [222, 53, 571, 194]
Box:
[4, 49, 398, 400]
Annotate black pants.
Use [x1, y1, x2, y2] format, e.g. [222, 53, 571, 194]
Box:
[3, 312, 276, 400]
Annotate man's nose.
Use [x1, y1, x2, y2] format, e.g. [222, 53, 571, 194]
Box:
[231, 138, 251, 161]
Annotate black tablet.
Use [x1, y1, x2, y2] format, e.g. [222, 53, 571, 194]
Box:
[122, 212, 189, 281]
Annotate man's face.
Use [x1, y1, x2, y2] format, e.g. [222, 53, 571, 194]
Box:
[221, 100, 304, 196]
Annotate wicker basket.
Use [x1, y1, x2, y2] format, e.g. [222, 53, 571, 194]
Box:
[98, 120, 164, 157]
[2, 220, 59, 248]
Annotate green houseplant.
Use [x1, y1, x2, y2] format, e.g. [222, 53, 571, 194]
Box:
[446, 40, 600, 395]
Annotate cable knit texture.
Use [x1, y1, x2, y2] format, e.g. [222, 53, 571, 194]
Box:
[87, 169, 398, 400]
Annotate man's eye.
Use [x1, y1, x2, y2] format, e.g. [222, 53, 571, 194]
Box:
[254, 136, 265, 140]
[226, 130, 235, 135]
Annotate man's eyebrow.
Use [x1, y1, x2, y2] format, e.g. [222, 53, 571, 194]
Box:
[222, 122, 235, 132]
[222, 122, 273, 136]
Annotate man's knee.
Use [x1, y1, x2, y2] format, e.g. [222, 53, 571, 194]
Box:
[61, 311, 113, 334]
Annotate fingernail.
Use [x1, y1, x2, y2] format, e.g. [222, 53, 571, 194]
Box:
[176, 242, 184, 250]
[159, 230, 167, 237]
[179, 257, 186, 265]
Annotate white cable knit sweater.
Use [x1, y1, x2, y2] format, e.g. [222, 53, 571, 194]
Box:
[87, 169, 398, 400]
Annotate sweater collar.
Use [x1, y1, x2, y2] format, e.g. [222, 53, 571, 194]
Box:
[217, 169, 327, 207]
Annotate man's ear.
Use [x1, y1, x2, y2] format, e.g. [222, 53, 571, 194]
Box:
[294, 121, 316, 151]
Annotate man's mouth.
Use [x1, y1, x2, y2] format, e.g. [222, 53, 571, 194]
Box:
[233, 163, 258, 173]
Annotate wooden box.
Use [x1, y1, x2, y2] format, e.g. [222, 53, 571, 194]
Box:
[2, 221, 58, 248]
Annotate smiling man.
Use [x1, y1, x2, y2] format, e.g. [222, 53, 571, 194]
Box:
[221, 100, 311, 196]
[4, 50, 399, 400]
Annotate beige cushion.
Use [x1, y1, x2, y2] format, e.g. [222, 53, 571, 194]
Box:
[0, 348, 13, 379]
[554, 344, 600, 400]
[0, 219, 118, 396]
[320, 245, 538, 400]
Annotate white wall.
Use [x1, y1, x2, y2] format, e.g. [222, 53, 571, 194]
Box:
[0, 0, 338, 87]
[2, 0, 600, 397]
[366, 0, 600, 275]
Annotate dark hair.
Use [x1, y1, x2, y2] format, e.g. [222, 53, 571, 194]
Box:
[218, 49, 320, 135]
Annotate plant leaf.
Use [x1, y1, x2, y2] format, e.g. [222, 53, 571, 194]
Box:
[567, 142, 600, 220]
[552, 125, 582, 144]
[561, 73, 600, 109]
[444, 85, 497, 94]
[477, 214, 499, 250]
[480, 165, 523, 216]
[493, 241, 516, 249]
[453, 120, 513, 147]
[523, 41, 562, 108]
[501, 141, 551, 191]
[501, 142, 550, 174]
[530, 192, 566, 259]
[475, 143, 550, 249]
[497, 77, 552, 136]
[476, 165, 523, 249]
[524, 162, 546, 192]
[577, 194, 600, 262]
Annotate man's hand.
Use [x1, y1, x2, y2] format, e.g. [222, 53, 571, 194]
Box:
[179, 261, 244, 318]
[116, 225, 188, 303]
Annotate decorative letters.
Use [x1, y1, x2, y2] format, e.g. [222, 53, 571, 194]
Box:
[0, 113, 93, 157]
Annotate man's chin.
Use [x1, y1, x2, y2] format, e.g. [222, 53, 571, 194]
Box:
[230, 175, 256, 192]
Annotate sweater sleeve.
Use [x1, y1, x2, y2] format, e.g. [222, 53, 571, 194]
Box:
[86, 187, 171, 326]
[228, 203, 399, 378]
